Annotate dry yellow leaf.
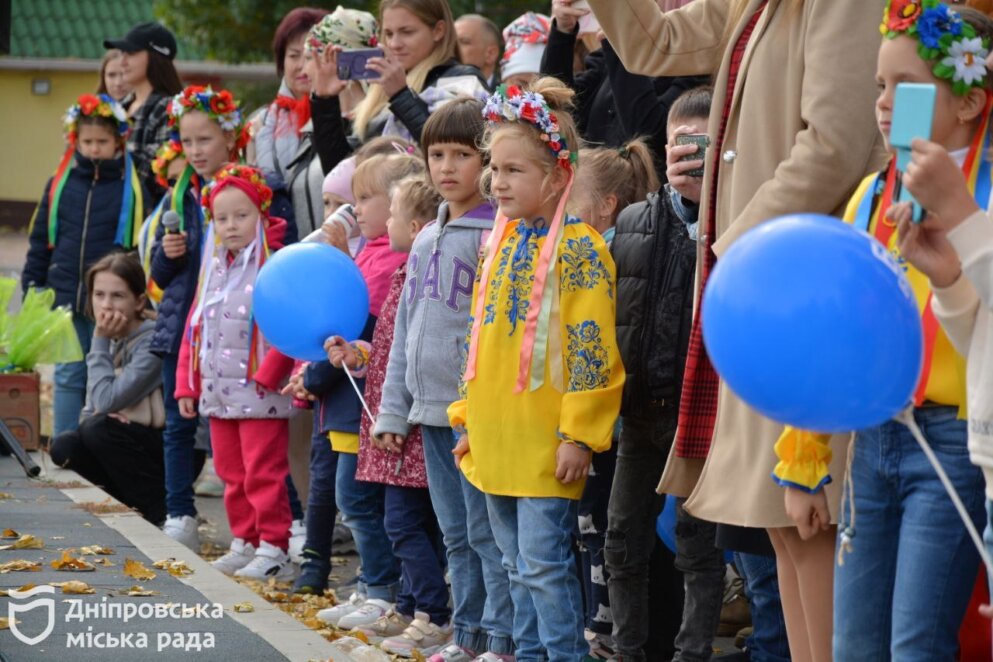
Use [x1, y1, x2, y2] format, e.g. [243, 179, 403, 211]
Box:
[0, 492, 13, 500]
[122, 585, 160, 597]
[233, 602, 255, 613]
[52, 580, 95, 595]
[152, 558, 193, 576]
[51, 550, 95, 572]
[0, 534, 44, 551]
[123, 558, 156, 581]
[1, 528, 18, 538]
[79, 545, 114, 555]
[0, 617, 17, 629]
[0, 583, 37, 597]
[0, 560, 42, 573]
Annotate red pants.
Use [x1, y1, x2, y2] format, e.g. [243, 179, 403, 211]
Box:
[209, 417, 291, 550]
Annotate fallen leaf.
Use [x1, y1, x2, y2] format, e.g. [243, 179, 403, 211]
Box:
[123, 558, 156, 581]
[152, 558, 193, 576]
[232, 602, 254, 613]
[1, 528, 18, 538]
[0, 583, 36, 596]
[51, 550, 95, 572]
[0, 534, 44, 550]
[0, 560, 42, 573]
[83, 523, 92, 527]
[122, 585, 159, 597]
[79, 545, 114, 556]
[52, 580, 95, 594]
[0, 617, 17, 629]
[0, 492, 13, 500]
[74, 499, 132, 515]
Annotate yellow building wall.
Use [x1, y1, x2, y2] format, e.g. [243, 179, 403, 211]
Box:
[0, 69, 97, 209]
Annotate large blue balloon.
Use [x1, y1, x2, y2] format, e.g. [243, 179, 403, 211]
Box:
[702, 214, 923, 432]
[254, 242, 369, 362]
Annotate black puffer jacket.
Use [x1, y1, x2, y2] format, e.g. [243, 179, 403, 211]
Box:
[612, 191, 696, 417]
[386, 60, 484, 142]
[22, 153, 148, 314]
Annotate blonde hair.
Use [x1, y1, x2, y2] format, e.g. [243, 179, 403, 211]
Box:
[391, 175, 443, 222]
[352, 0, 458, 140]
[480, 76, 582, 199]
[353, 153, 425, 197]
[354, 135, 421, 164]
[578, 140, 659, 223]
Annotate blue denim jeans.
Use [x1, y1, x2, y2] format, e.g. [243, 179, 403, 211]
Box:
[53, 315, 95, 437]
[384, 485, 450, 624]
[421, 425, 514, 656]
[834, 406, 984, 661]
[162, 353, 200, 518]
[335, 450, 400, 601]
[487, 494, 586, 662]
[303, 414, 338, 560]
[735, 552, 790, 662]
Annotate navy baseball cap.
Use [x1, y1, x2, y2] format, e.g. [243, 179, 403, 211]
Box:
[104, 22, 177, 60]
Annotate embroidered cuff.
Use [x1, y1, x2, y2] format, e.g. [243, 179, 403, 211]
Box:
[772, 427, 832, 493]
[558, 430, 592, 452]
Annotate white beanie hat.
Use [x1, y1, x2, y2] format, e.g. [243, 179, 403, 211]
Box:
[501, 43, 547, 80]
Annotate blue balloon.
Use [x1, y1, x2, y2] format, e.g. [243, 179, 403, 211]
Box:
[253, 242, 369, 362]
[702, 214, 923, 432]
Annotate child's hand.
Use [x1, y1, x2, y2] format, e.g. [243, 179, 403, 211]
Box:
[555, 441, 591, 484]
[94, 309, 131, 338]
[321, 221, 351, 255]
[894, 212, 962, 288]
[784, 486, 831, 540]
[178, 397, 198, 419]
[280, 371, 315, 401]
[324, 336, 358, 369]
[162, 231, 188, 259]
[666, 125, 705, 204]
[453, 433, 470, 468]
[551, 0, 589, 33]
[904, 139, 979, 229]
[378, 433, 405, 454]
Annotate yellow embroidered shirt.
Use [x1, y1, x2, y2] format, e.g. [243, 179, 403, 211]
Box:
[447, 217, 624, 499]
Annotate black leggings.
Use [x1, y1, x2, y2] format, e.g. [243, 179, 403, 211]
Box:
[50, 414, 166, 525]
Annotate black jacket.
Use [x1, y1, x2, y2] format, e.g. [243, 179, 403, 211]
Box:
[612, 191, 697, 417]
[386, 60, 484, 142]
[23, 152, 148, 314]
[540, 22, 709, 179]
[124, 91, 172, 206]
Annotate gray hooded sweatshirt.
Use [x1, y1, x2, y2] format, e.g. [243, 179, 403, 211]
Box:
[84, 319, 162, 417]
[374, 201, 495, 436]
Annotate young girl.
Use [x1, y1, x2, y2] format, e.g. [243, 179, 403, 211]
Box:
[22, 93, 145, 438]
[327, 177, 453, 656]
[50, 252, 165, 524]
[374, 98, 515, 662]
[449, 78, 624, 661]
[568, 138, 659, 658]
[777, 4, 992, 658]
[151, 85, 248, 550]
[175, 164, 296, 580]
[98, 49, 131, 101]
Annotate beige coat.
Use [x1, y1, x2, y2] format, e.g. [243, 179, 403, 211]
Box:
[589, 0, 889, 527]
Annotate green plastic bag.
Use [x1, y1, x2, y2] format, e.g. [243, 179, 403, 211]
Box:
[0, 285, 84, 373]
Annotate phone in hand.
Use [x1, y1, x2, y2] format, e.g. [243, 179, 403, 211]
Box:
[337, 48, 385, 81]
[674, 134, 711, 177]
[891, 83, 936, 223]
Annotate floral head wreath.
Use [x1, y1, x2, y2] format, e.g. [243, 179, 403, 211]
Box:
[167, 85, 249, 148]
[483, 84, 577, 168]
[881, 0, 990, 95]
[306, 7, 379, 55]
[152, 139, 184, 189]
[201, 164, 274, 222]
[63, 93, 130, 144]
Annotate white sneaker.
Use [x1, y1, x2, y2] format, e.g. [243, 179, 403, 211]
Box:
[211, 538, 256, 576]
[317, 591, 366, 627]
[234, 541, 296, 581]
[337, 598, 393, 630]
[381, 612, 453, 657]
[162, 514, 199, 550]
[288, 519, 306, 564]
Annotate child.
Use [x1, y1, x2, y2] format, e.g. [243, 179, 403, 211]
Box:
[175, 164, 297, 580]
[776, 4, 991, 658]
[23, 93, 145, 438]
[150, 85, 248, 550]
[374, 97, 516, 662]
[449, 78, 624, 661]
[568, 137, 659, 658]
[327, 176, 453, 657]
[312, 153, 420, 630]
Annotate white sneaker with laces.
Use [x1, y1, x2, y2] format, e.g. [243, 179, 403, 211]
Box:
[234, 541, 295, 581]
[162, 514, 200, 550]
[288, 519, 306, 564]
[211, 538, 255, 576]
[337, 598, 393, 630]
[317, 592, 366, 627]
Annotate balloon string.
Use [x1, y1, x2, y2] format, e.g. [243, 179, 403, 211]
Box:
[895, 407, 993, 577]
[343, 367, 374, 423]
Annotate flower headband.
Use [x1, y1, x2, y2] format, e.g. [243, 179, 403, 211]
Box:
[483, 84, 577, 167]
[306, 7, 379, 54]
[63, 93, 130, 144]
[881, 0, 990, 95]
[167, 85, 245, 135]
[151, 139, 184, 189]
[201, 164, 274, 222]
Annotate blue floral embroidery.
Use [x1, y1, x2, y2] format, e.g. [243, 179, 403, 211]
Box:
[566, 320, 610, 391]
[484, 243, 512, 325]
[561, 235, 611, 296]
[501, 221, 543, 333]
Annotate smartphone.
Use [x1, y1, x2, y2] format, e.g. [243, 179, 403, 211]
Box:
[337, 48, 384, 81]
[891, 83, 936, 222]
[674, 134, 711, 177]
